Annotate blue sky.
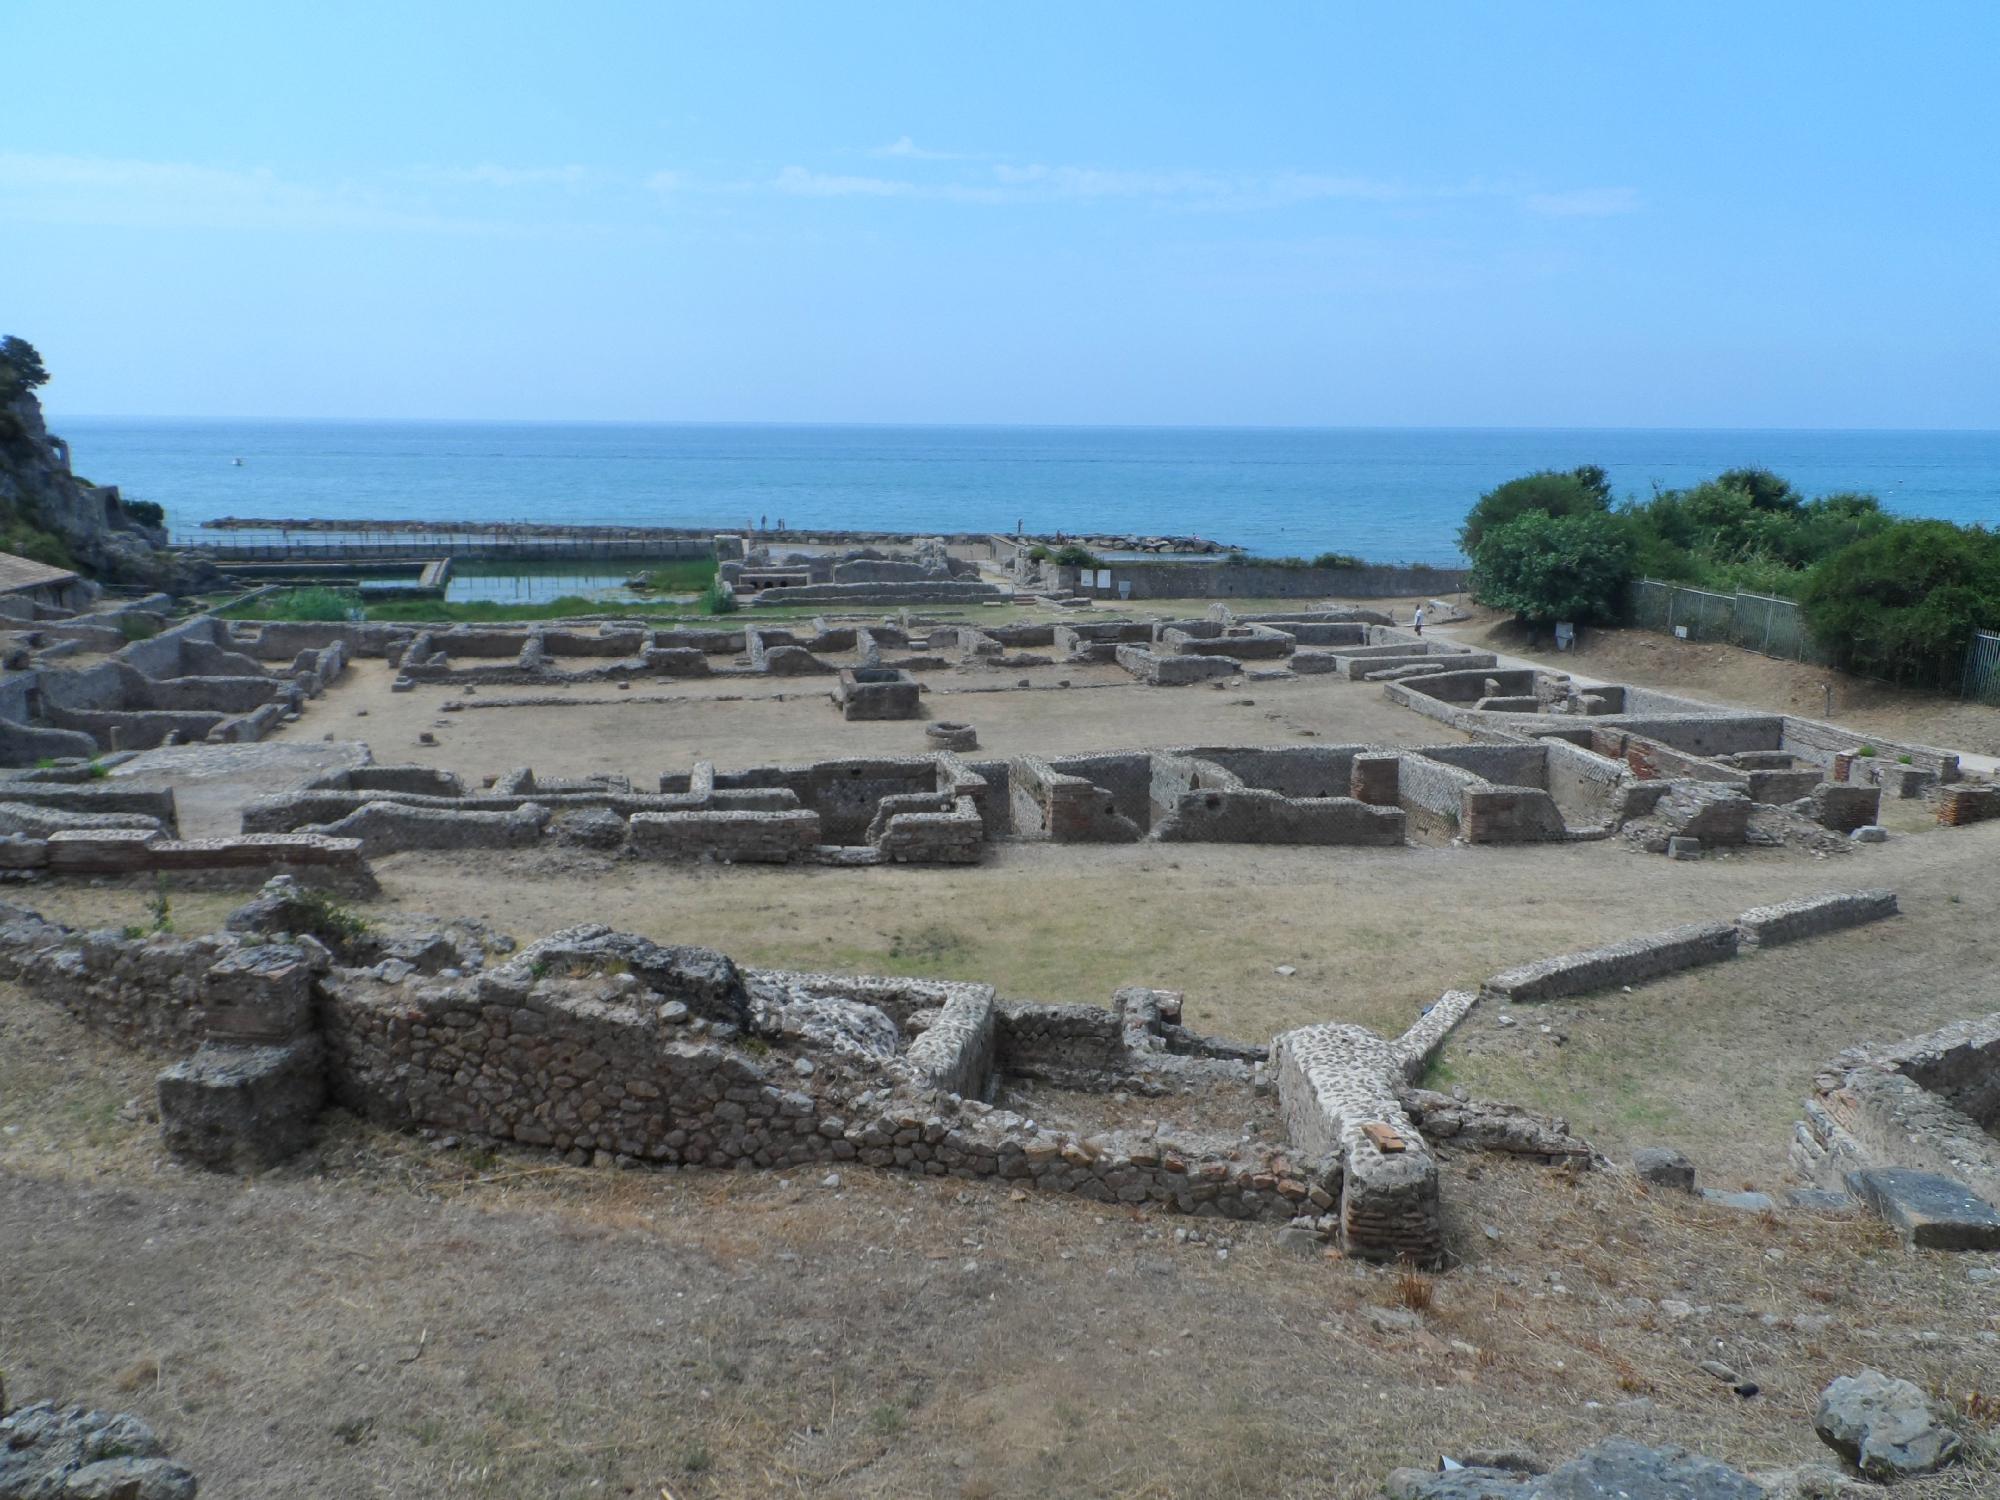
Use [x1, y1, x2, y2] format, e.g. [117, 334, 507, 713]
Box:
[4, 2, 1997, 427]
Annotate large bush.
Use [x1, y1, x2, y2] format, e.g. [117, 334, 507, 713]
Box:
[1468, 510, 1633, 625]
[1458, 466, 1611, 555]
[1800, 520, 2000, 687]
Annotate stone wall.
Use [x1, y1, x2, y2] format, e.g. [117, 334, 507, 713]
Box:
[1054, 560, 1468, 601]
[1737, 890, 1898, 949]
[1482, 921, 1741, 1002]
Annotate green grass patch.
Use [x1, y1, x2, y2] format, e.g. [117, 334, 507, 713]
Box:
[633, 558, 718, 593]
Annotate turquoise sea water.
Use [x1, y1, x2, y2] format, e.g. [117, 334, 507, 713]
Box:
[49, 419, 2000, 568]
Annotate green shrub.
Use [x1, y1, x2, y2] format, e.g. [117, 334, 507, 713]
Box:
[699, 580, 739, 615]
[117, 614, 158, 641]
[121, 498, 166, 529]
[1050, 543, 1101, 568]
[148, 875, 173, 935]
[1460, 466, 1612, 554]
[273, 887, 374, 950]
[1800, 520, 2000, 688]
[1469, 510, 1633, 625]
[1311, 551, 1365, 570]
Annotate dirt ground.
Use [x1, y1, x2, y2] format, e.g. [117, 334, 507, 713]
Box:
[8, 597, 2000, 1497]
[260, 657, 1463, 782]
[1, 999, 1993, 1500]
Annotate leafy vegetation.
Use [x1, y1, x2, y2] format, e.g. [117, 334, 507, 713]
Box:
[1458, 466, 1611, 554]
[698, 579, 738, 614]
[1462, 462, 2000, 684]
[1799, 520, 2000, 688]
[1467, 510, 1633, 625]
[1027, 542, 1103, 568]
[0, 336, 50, 398]
[120, 498, 166, 529]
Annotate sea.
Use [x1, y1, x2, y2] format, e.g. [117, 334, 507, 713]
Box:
[49, 418, 2000, 570]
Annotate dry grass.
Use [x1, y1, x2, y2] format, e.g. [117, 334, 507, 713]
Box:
[4, 989, 1998, 1498]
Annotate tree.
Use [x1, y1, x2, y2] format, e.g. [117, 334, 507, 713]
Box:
[1801, 520, 2000, 687]
[1715, 467, 1800, 512]
[1468, 510, 1633, 625]
[0, 336, 50, 395]
[1459, 467, 1611, 555]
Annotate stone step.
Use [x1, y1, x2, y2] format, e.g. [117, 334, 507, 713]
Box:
[1846, 1167, 2000, 1250]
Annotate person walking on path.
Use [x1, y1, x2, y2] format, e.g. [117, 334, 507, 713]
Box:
[1413, 604, 1425, 636]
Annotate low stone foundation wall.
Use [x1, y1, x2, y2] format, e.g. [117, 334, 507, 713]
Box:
[1738, 890, 1898, 949]
[628, 808, 822, 862]
[1483, 921, 1740, 1003]
[1114, 646, 1239, 685]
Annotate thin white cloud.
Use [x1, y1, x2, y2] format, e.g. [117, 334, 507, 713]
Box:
[1523, 186, 1641, 218]
[871, 135, 970, 161]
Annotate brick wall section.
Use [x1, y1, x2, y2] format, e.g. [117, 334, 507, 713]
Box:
[1349, 754, 1400, 806]
[1938, 785, 2000, 827]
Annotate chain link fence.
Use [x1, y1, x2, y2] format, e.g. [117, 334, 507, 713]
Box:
[1627, 579, 1834, 666]
[1631, 579, 2000, 697]
[1962, 630, 2000, 705]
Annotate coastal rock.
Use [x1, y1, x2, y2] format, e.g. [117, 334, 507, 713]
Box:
[0, 351, 214, 591]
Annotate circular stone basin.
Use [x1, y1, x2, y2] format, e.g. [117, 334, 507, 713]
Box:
[925, 721, 978, 751]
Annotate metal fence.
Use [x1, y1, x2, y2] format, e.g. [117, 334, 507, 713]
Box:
[1627, 579, 1835, 667]
[1963, 630, 2000, 705]
[1632, 578, 2000, 698]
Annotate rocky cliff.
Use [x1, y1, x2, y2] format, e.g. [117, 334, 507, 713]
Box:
[0, 373, 214, 593]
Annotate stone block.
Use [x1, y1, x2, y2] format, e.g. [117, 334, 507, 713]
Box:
[1666, 835, 1702, 860]
[1633, 1146, 1696, 1192]
[835, 666, 921, 720]
[1845, 1167, 2000, 1250]
[202, 943, 315, 1042]
[1814, 1369, 1962, 1480]
[157, 1037, 325, 1172]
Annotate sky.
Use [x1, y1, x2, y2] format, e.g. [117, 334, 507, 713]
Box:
[4, 2, 1998, 428]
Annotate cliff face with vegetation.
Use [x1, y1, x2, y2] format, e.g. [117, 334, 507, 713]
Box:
[0, 337, 213, 592]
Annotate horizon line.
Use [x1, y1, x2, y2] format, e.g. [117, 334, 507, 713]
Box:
[44, 413, 2000, 436]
